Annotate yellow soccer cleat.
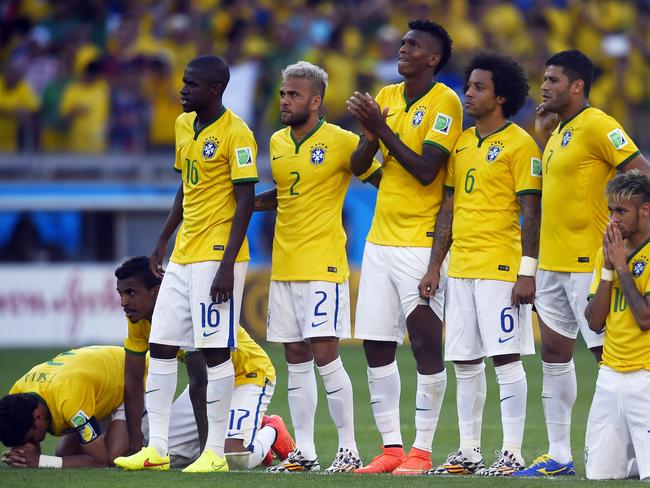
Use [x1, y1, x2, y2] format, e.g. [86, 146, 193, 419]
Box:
[114, 446, 170, 471]
[182, 448, 229, 473]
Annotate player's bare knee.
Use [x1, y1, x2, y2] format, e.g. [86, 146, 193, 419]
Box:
[225, 437, 247, 454]
[310, 337, 339, 367]
[492, 353, 520, 367]
[150, 342, 180, 359]
[284, 341, 313, 363]
[201, 347, 230, 367]
[363, 340, 397, 367]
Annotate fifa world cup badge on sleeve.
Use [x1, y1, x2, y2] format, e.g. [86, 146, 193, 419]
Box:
[236, 147, 253, 167]
[71, 410, 99, 443]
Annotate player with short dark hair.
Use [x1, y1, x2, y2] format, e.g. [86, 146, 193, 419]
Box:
[584, 170, 650, 481]
[114, 54, 258, 473]
[514, 49, 650, 477]
[421, 51, 541, 477]
[347, 19, 462, 475]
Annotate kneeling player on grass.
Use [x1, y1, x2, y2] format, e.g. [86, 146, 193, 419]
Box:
[584, 171, 650, 481]
[1, 346, 136, 469]
[114, 256, 294, 470]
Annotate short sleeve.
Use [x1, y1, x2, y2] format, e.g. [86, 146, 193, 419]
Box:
[229, 124, 259, 184]
[342, 130, 381, 182]
[124, 319, 149, 355]
[512, 136, 543, 196]
[423, 88, 463, 155]
[62, 393, 101, 444]
[592, 116, 640, 169]
[444, 152, 456, 189]
[588, 248, 604, 299]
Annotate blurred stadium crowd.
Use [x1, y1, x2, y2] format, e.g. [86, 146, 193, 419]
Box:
[2, 0, 650, 155]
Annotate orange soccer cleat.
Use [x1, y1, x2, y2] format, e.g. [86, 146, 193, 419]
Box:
[263, 414, 296, 461]
[354, 446, 406, 474]
[392, 447, 432, 475]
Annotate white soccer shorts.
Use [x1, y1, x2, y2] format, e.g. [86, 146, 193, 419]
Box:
[585, 366, 650, 480]
[167, 381, 275, 463]
[266, 280, 351, 342]
[150, 260, 247, 349]
[354, 242, 447, 343]
[444, 277, 535, 360]
[535, 269, 604, 348]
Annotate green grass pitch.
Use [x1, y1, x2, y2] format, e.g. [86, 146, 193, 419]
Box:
[0, 343, 646, 486]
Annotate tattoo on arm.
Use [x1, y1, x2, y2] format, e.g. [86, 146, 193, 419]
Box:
[429, 187, 454, 267]
[518, 193, 541, 258]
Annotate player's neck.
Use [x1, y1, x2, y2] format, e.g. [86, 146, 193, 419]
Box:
[475, 111, 508, 139]
[558, 99, 589, 122]
[627, 228, 650, 252]
[403, 74, 435, 102]
[195, 103, 225, 130]
[290, 113, 320, 142]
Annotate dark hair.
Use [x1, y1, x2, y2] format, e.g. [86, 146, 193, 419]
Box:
[606, 169, 650, 204]
[0, 393, 39, 447]
[407, 19, 452, 74]
[188, 55, 230, 90]
[114, 256, 161, 290]
[464, 51, 529, 118]
[546, 50, 593, 97]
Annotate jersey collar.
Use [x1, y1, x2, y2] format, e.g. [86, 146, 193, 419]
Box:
[290, 117, 325, 153]
[557, 104, 591, 131]
[627, 236, 650, 264]
[403, 81, 437, 112]
[474, 121, 512, 147]
[193, 106, 227, 140]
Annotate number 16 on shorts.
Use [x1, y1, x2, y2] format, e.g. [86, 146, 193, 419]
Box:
[196, 299, 237, 349]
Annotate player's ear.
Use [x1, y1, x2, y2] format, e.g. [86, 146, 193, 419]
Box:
[640, 202, 650, 219]
[310, 94, 322, 111]
[151, 284, 160, 300]
[428, 52, 441, 69]
[496, 95, 506, 106]
[572, 78, 584, 96]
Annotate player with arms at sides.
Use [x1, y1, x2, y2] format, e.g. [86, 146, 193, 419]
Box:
[1, 346, 136, 469]
[114, 54, 258, 473]
[254, 61, 381, 473]
[584, 170, 650, 481]
[114, 256, 294, 469]
[515, 50, 650, 477]
[346, 19, 462, 475]
[420, 52, 541, 476]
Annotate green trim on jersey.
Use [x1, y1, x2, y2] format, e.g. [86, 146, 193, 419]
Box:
[124, 348, 147, 356]
[423, 139, 450, 155]
[232, 177, 260, 184]
[174, 167, 182, 174]
[616, 150, 641, 169]
[474, 121, 512, 148]
[290, 118, 325, 154]
[558, 104, 591, 131]
[516, 189, 542, 196]
[403, 81, 437, 112]
[361, 167, 382, 183]
[192, 106, 227, 140]
[627, 236, 650, 264]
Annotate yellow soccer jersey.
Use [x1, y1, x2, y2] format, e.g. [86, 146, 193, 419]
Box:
[124, 318, 151, 355]
[0, 79, 40, 151]
[539, 106, 640, 272]
[588, 243, 650, 372]
[10, 346, 126, 441]
[446, 123, 542, 282]
[232, 326, 276, 387]
[59, 80, 109, 153]
[367, 81, 463, 247]
[270, 119, 381, 282]
[171, 109, 259, 264]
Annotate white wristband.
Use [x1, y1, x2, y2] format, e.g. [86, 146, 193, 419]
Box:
[518, 256, 538, 277]
[38, 455, 63, 468]
[601, 268, 614, 282]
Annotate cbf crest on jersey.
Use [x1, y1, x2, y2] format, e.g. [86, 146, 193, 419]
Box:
[486, 141, 504, 163]
[632, 258, 647, 278]
[412, 105, 427, 128]
[202, 137, 219, 160]
[560, 128, 572, 148]
[310, 143, 327, 166]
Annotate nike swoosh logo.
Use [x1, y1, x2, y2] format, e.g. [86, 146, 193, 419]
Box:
[386, 113, 396, 118]
[326, 388, 342, 395]
[143, 458, 168, 467]
[145, 389, 160, 394]
[498, 336, 514, 343]
[227, 431, 243, 437]
[539, 467, 568, 475]
[415, 407, 431, 411]
[455, 147, 468, 153]
[206, 399, 220, 404]
[500, 395, 515, 403]
[212, 460, 227, 470]
[370, 400, 380, 405]
[311, 320, 327, 328]
[541, 395, 552, 399]
[203, 330, 218, 337]
[272, 155, 284, 160]
[287, 387, 301, 391]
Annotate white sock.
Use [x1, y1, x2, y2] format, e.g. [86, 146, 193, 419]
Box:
[245, 425, 276, 468]
[495, 361, 527, 460]
[288, 360, 318, 460]
[204, 359, 234, 457]
[367, 361, 402, 446]
[454, 362, 486, 461]
[146, 357, 178, 456]
[412, 370, 447, 452]
[542, 360, 576, 464]
[316, 356, 358, 454]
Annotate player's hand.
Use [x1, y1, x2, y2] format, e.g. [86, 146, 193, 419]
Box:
[511, 275, 535, 307]
[2, 444, 39, 468]
[211, 261, 234, 303]
[602, 228, 614, 270]
[150, 240, 167, 279]
[347, 91, 387, 133]
[534, 104, 559, 141]
[605, 222, 627, 272]
[418, 267, 441, 300]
